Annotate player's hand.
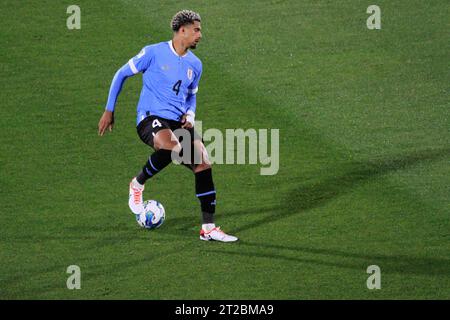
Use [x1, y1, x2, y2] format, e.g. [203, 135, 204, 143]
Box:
[98, 110, 114, 136]
[181, 113, 194, 129]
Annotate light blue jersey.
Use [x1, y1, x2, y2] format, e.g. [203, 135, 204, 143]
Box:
[105, 41, 202, 125]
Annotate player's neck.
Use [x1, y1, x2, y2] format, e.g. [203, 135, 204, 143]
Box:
[171, 38, 188, 56]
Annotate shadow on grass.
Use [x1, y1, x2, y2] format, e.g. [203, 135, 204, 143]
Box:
[206, 247, 450, 277]
[0, 246, 184, 297]
[216, 241, 450, 277]
[204, 148, 450, 277]
[228, 147, 450, 234]
[162, 147, 449, 236]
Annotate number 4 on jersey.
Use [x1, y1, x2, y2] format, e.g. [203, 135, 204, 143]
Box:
[152, 119, 162, 128]
[172, 80, 182, 95]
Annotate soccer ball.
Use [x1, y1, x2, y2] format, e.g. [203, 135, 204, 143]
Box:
[135, 200, 165, 229]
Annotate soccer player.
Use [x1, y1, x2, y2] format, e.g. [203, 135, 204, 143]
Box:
[97, 10, 238, 242]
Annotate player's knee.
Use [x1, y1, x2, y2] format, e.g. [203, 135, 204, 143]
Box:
[154, 130, 181, 152]
[193, 162, 211, 173]
[170, 142, 182, 154]
[193, 140, 211, 166]
[155, 140, 182, 153]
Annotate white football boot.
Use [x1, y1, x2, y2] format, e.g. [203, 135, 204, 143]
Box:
[200, 227, 238, 242]
[128, 177, 145, 214]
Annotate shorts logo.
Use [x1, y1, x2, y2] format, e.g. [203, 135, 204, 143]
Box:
[187, 68, 193, 80]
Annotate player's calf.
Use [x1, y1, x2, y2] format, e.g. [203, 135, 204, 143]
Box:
[130, 147, 176, 215]
[136, 148, 174, 185]
[195, 167, 216, 224]
[136, 129, 182, 185]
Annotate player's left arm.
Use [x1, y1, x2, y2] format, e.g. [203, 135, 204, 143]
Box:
[182, 63, 202, 129]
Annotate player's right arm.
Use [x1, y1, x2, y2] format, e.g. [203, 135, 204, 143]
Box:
[98, 46, 154, 136]
[98, 63, 134, 135]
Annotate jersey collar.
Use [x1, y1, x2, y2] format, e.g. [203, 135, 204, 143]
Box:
[168, 40, 189, 58]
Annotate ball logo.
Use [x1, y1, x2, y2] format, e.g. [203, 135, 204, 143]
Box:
[187, 68, 193, 80]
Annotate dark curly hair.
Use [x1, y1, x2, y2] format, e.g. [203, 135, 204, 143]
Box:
[171, 10, 201, 32]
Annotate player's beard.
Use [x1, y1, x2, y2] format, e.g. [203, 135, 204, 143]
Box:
[190, 41, 199, 49]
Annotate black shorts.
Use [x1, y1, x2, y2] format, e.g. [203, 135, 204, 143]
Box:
[136, 114, 202, 149]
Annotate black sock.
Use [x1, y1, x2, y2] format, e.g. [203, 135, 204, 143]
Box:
[202, 211, 215, 224]
[195, 168, 216, 224]
[136, 149, 173, 185]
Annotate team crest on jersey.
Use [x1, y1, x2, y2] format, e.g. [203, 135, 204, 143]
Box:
[187, 68, 193, 80]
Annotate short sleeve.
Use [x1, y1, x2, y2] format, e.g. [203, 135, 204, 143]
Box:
[128, 46, 154, 74]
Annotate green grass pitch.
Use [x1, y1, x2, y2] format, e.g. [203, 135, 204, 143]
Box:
[0, 0, 449, 299]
